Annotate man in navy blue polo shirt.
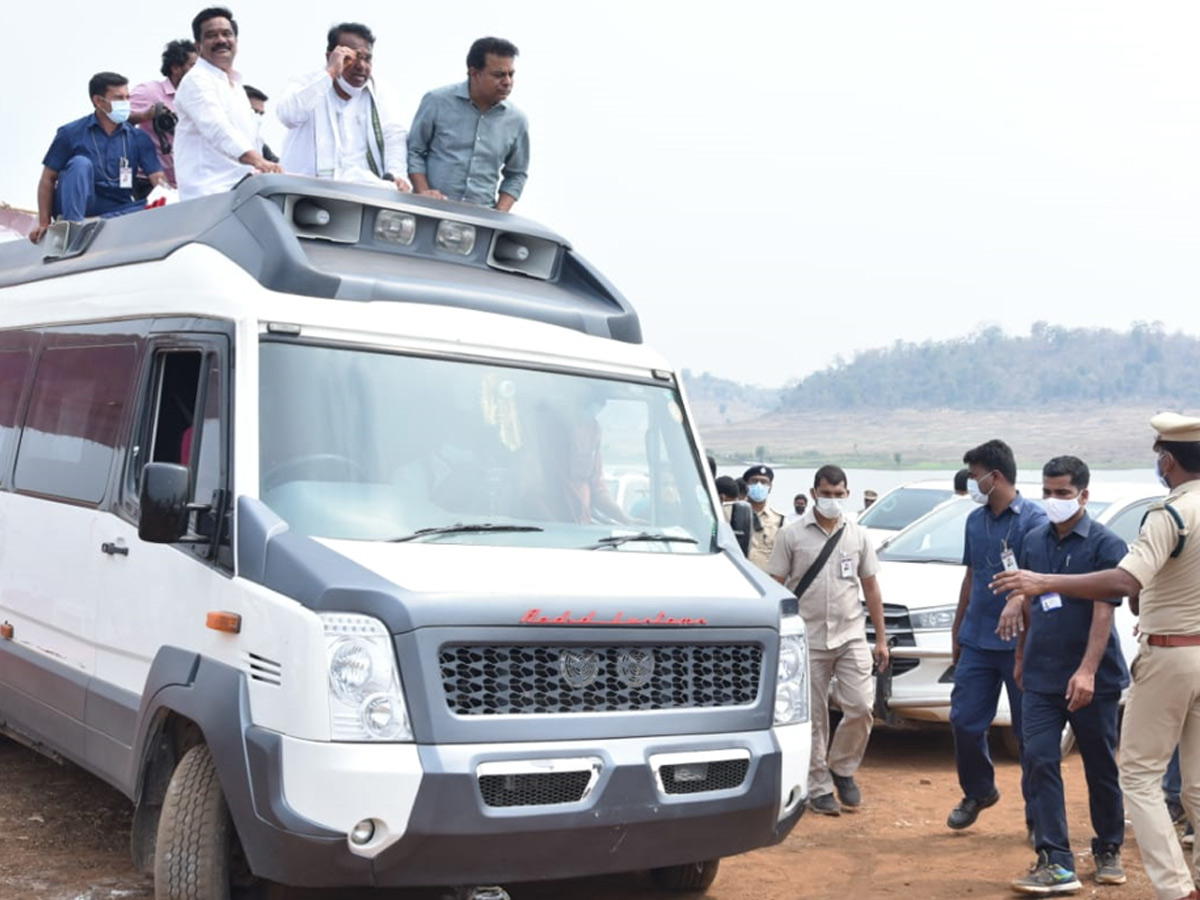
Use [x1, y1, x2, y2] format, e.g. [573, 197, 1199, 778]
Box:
[995, 456, 1129, 894]
[947, 439, 1047, 834]
[29, 72, 166, 243]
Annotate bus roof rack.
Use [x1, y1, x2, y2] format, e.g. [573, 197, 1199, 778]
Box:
[0, 175, 642, 344]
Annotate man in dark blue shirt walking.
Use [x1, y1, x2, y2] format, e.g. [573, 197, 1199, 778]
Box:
[947, 439, 1047, 834]
[996, 456, 1129, 894]
[30, 72, 165, 243]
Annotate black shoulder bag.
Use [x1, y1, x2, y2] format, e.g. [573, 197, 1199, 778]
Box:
[792, 525, 846, 599]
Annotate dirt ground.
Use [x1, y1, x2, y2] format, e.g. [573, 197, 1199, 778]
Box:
[0, 727, 1180, 900]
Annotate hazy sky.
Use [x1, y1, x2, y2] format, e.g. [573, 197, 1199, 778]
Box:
[2, 2, 1197, 387]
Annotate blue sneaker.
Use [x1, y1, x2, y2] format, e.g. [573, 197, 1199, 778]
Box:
[1012, 853, 1081, 894]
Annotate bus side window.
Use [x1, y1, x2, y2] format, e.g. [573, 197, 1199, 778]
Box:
[151, 352, 203, 466]
[14, 342, 138, 504]
[127, 349, 203, 506]
[0, 347, 34, 482]
[191, 356, 223, 508]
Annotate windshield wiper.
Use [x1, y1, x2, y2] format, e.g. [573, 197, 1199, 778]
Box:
[391, 523, 544, 543]
[587, 532, 700, 550]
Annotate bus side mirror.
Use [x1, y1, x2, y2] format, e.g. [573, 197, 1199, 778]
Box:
[139, 463, 190, 543]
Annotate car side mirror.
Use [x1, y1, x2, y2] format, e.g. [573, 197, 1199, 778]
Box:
[139, 462, 190, 543]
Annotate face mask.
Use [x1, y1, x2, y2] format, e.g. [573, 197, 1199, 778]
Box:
[966, 476, 992, 505]
[337, 75, 365, 97]
[1156, 454, 1170, 489]
[747, 483, 770, 504]
[1043, 496, 1080, 524]
[106, 100, 132, 124]
[814, 497, 845, 518]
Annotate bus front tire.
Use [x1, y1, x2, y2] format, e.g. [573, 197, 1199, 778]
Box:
[154, 743, 233, 900]
[650, 858, 721, 892]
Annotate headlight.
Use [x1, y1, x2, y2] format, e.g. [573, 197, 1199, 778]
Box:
[909, 605, 958, 631]
[774, 617, 809, 726]
[321, 613, 412, 741]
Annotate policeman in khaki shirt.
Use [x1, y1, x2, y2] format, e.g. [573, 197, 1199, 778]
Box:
[994, 412, 1200, 900]
[767, 464, 889, 817]
[741, 465, 786, 572]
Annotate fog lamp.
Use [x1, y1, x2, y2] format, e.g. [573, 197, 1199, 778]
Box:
[349, 819, 376, 845]
[436, 220, 476, 255]
[374, 210, 416, 245]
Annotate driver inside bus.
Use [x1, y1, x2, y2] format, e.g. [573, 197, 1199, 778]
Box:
[522, 385, 629, 525]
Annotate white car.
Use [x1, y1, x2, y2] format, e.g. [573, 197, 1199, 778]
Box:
[856, 479, 957, 547]
[871, 482, 1164, 752]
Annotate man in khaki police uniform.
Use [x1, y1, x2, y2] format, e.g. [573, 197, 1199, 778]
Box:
[742, 465, 786, 571]
[767, 464, 889, 816]
[993, 412, 1200, 900]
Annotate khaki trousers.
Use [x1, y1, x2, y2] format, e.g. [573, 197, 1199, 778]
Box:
[1118, 641, 1200, 900]
[808, 639, 875, 797]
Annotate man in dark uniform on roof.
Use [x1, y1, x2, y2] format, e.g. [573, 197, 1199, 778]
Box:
[994, 414, 1200, 900]
[996, 455, 1129, 894]
[29, 72, 166, 243]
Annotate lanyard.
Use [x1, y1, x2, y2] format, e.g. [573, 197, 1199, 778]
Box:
[89, 126, 129, 185]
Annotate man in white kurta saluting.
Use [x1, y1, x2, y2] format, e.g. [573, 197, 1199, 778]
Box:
[277, 23, 410, 191]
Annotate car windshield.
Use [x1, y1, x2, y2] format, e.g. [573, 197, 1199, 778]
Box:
[877, 498, 974, 563]
[257, 341, 716, 550]
[857, 486, 954, 531]
[879, 494, 1115, 563]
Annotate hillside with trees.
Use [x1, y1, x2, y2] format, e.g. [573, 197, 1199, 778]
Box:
[689, 323, 1198, 467]
[779, 322, 1198, 411]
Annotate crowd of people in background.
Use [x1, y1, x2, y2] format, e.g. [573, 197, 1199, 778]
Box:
[717, 413, 1200, 900]
[29, 6, 530, 242]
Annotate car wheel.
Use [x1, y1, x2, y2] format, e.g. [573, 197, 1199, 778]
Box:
[650, 859, 721, 892]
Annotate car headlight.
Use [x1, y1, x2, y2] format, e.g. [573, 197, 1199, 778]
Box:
[774, 617, 809, 726]
[909, 605, 958, 631]
[321, 613, 412, 741]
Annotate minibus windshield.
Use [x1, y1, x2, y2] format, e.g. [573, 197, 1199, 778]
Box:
[258, 341, 717, 551]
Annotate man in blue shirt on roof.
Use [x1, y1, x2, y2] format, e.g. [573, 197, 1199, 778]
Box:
[30, 72, 166, 243]
[407, 37, 530, 211]
[946, 439, 1047, 835]
[995, 455, 1129, 895]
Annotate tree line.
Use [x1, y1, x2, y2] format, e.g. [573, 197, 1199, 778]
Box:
[776, 322, 1199, 411]
[683, 322, 1200, 415]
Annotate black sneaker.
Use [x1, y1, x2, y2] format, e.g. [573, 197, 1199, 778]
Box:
[1168, 797, 1187, 825]
[1094, 849, 1126, 885]
[831, 773, 862, 808]
[947, 788, 1001, 829]
[808, 792, 841, 816]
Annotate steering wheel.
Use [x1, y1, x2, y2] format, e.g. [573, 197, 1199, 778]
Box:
[262, 453, 368, 491]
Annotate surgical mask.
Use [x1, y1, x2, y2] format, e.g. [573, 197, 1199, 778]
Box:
[814, 497, 845, 518]
[1043, 496, 1080, 524]
[1155, 454, 1170, 489]
[106, 100, 132, 124]
[747, 483, 770, 504]
[966, 477, 992, 505]
[337, 75, 365, 97]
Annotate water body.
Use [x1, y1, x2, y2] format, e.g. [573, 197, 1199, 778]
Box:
[716, 466, 1157, 514]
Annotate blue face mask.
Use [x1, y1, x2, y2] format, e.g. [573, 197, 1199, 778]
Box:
[106, 100, 132, 125]
[747, 482, 770, 504]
